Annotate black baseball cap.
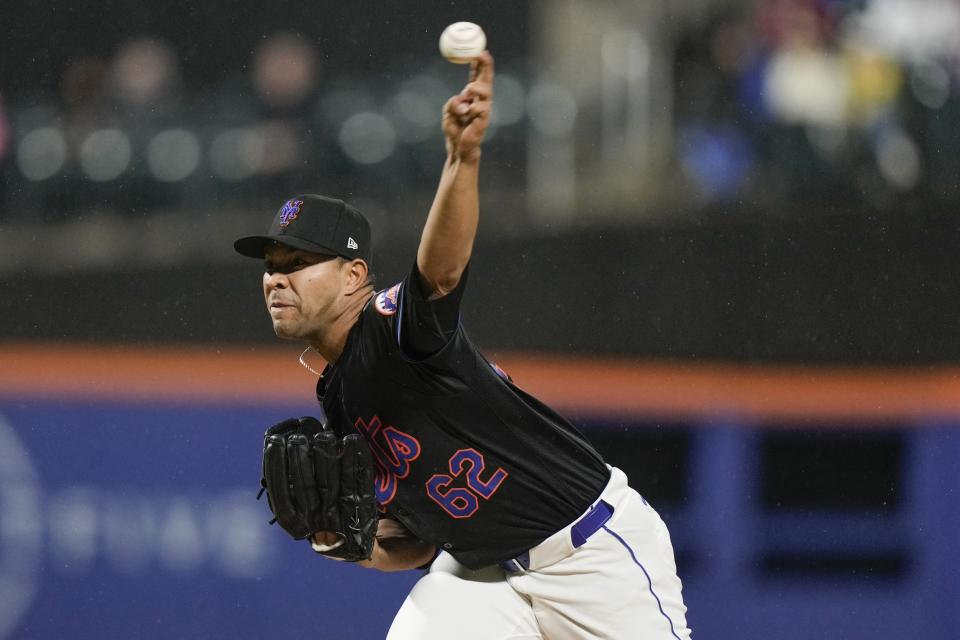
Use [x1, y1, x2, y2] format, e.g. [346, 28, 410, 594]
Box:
[234, 194, 371, 262]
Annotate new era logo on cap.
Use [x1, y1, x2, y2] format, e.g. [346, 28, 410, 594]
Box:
[347, 237, 358, 250]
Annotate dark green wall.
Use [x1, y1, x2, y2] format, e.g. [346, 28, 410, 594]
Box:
[4, 210, 956, 364]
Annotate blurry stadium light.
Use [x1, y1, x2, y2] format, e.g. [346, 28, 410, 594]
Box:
[210, 128, 264, 180]
[400, 74, 449, 115]
[678, 124, 753, 200]
[112, 37, 179, 107]
[0, 416, 41, 640]
[527, 81, 578, 137]
[526, 83, 577, 221]
[256, 121, 300, 174]
[806, 125, 848, 158]
[910, 62, 951, 110]
[16, 127, 68, 181]
[853, 0, 960, 63]
[389, 90, 435, 143]
[491, 73, 526, 126]
[876, 128, 921, 191]
[157, 501, 206, 573]
[764, 51, 847, 127]
[79, 129, 132, 182]
[253, 32, 319, 110]
[103, 498, 156, 575]
[318, 88, 377, 129]
[601, 27, 651, 162]
[338, 112, 396, 164]
[47, 489, 98, 573]
[146, 129, 201, 182]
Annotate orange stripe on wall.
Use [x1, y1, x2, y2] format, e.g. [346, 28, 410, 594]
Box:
[1, 342, 959, 422]
[494, 354, 960, 423]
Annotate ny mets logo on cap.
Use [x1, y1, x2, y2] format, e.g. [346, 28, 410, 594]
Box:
[279, 199, 304, 228]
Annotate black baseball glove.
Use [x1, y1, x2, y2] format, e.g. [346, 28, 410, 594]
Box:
[258, 416, 378, 561]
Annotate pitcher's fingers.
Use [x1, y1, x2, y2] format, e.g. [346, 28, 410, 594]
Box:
[461, 80, 492, 101]
[445, 95, 471, 117]
[466, 100, 491, 120]
[469, 51, 494, 84]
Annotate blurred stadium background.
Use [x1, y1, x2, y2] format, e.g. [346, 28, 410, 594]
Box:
[0, 0, 958, 638]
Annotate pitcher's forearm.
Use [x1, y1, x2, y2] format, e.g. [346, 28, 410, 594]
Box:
[358, 537, 438, 572]
[416, 154, 481, 297]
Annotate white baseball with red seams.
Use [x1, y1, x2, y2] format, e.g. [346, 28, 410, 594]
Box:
[439, 22, 487, 64]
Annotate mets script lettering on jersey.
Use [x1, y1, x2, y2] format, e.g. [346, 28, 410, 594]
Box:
[354, 415, 421, 506]
[353, 415, 508, 518]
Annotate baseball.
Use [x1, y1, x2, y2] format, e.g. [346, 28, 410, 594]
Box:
[439, 22, 486, 64]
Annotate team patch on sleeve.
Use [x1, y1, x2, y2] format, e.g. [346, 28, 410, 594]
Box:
[375, 283, 402, 316]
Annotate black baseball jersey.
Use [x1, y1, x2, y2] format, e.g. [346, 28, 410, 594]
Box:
[316, 262, 610, 569]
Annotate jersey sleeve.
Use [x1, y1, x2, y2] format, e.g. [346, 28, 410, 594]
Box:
[398, 260, 468, 360]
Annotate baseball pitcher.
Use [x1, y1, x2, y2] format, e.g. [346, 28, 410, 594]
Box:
[236, 51, 691, 639]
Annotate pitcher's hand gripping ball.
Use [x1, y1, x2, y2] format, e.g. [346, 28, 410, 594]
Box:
[258, 416, 378, 561]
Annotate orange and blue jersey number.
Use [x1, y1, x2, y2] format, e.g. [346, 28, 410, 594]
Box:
[426, 448, 509, 518]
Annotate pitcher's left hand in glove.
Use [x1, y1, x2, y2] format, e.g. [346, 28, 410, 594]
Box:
[258, 416, 378, 561]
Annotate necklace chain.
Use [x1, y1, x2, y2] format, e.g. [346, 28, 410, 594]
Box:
[298, 346, 324, 376]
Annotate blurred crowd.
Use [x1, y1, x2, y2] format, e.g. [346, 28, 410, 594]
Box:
[673, 0, 960, 211]
[2, 0, 960, 225]
[0, 32, 530, 223]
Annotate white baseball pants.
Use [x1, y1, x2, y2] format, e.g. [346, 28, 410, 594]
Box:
[386, 467, 691, 639]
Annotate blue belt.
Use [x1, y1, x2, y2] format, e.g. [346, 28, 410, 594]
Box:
[499, 500, 614, 573]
